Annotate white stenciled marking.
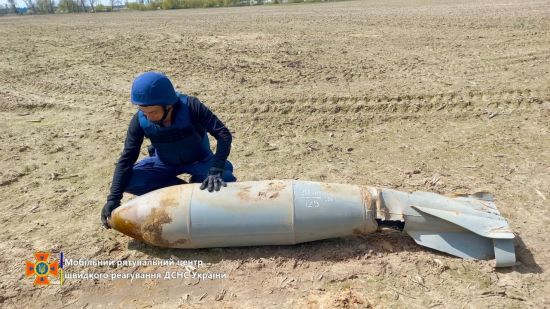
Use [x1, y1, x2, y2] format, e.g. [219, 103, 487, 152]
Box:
[297, 188, 335, 208]
[306, 199, 320, 208]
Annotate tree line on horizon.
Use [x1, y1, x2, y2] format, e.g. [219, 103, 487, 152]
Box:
[1, 0, 334, 14]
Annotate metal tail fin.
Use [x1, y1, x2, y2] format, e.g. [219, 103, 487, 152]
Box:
[376, 189, 516, 267]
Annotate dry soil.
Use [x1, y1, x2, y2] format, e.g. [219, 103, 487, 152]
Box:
[0, 0, 549, 308]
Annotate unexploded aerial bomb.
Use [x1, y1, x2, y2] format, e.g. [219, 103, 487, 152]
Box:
[109, 180, 516, 267]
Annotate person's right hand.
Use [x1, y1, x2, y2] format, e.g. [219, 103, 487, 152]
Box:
[101, 200, 120, 229]
[200, 167, 227, 192]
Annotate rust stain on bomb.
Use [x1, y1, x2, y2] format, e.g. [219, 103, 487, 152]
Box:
[158, 186, 180, 209]
[142, 207, 173, 248]
[236, 182, 287, 202]
[121, 185, 181, 247]
[172, 238, 190, 246]
[257, 182, 286, 200]
[236, 185, 253, 202]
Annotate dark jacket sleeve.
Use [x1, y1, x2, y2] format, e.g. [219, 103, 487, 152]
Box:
[188, 96, 232, 170]
[107, 114, 144, 203]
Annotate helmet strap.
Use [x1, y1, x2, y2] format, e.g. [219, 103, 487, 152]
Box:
[152, 106, 171, 127]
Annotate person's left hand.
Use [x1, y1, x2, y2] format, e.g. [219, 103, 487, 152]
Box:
[200, 167, 227, 192]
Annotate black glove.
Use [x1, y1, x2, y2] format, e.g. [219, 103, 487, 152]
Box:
[101, 200, 120, 229]
[147, 144, 155, 157]
[200, 167, 227, 192]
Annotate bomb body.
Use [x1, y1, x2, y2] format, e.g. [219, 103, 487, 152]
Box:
[110, 180, 516, 267]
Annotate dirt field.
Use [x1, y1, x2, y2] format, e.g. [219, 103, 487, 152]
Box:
[0, 0, 549, 307]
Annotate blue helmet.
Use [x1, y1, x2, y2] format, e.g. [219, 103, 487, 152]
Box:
[131, 72, 178, 106]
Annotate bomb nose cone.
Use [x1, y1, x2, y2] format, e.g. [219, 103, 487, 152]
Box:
[110, 184, 192, 247]
[109, 202, 143, 242]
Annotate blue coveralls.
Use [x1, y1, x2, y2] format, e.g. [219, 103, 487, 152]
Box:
[125, 144, 236, 196]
